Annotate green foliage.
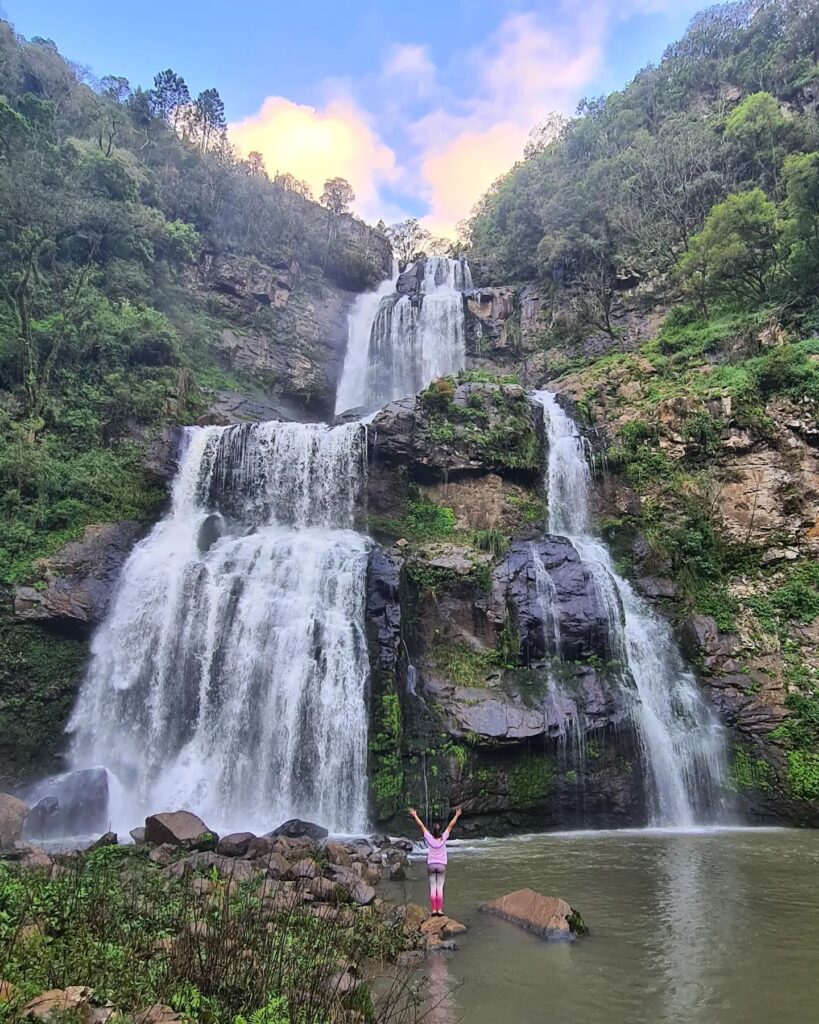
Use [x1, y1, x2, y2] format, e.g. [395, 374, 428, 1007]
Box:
[770, 562, 819, 623]
[509, 755, 553, 806]
[429, 642, 495, 689]
[0, 622, 88, 786]
[678, 189, 781, 312]
[730, 747, 774, 792]
[787, 750, 819, 801]
[0, 849, 410, 1023]
[471, 528, 509, 558]
[369, 687, 404, 817]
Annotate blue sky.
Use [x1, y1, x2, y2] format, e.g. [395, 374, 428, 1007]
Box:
[6, 0, 706, 231]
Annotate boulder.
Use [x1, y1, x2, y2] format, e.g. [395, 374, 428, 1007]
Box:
[148, 844, 176, 866]
[480, 888, 586, 940]
[24, 768, 110, 839]
[14, 522, 142, 628]
[144, 811, 215, 850]
[216, 832, 256, 857]
[24, 987, 94, 1021]
[267, 819, 329, 844]
[0, 793, 28, 850]
[324, 841, 352, 867]
[132, 1005, 182, 1024]
[130, 827, 146, 845]
[88, 832, 117, 851]
[349, 881, 376, 906]
[285, 858, 319, 881]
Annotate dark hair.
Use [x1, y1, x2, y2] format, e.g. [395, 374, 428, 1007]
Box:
[431, 823, 442, 838]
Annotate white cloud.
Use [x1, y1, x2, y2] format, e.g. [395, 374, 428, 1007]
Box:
[229, 95, 398, 220]
[383, 43, 436, 82]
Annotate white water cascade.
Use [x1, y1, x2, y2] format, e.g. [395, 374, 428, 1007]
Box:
[69, 421, 371, 835]
[334, 256, 472, 414]
[533, 391, 728, 826]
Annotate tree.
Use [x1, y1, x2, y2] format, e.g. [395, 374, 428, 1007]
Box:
[386, 218, 431, 268]
[99, 75, 131, 104]
[725, 92, 789, 195]
[191, 88, 227, 154]
[243, 151, 267, 178]
[149, 69, 190, 129]
[677, 189, 782, 312]
[782, 150, 819, 287]
[274, 171, 312, 198]
[319, 177, 355, 216]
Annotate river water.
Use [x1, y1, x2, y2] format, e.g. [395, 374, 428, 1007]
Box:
[394, 828, 819, 1024]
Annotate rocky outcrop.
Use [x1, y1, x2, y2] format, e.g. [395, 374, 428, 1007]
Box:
[0, 792, 28, 850]
[205, 253, 299, 308]
[481, 889, 586, 940]
[14, 522, 142, 630]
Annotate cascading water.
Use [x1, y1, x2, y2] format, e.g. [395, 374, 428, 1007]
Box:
[68, 421, 371, 835]
[334, 256, 472, 414]
[533, 391, 728, 826]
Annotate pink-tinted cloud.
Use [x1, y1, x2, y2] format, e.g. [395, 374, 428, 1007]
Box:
[229, 95, 398, 220]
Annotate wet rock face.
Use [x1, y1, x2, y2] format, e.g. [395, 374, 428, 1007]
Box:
[0, 792, 28, 850]
[14, 522, 143, 630]
[206, 253, 299, 308]
[494, 538, 613, 662]
[366, 547, 403, 672]
[24, 768, 110, 839]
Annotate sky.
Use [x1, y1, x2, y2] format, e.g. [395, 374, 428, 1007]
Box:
[6, 0, 706, 234]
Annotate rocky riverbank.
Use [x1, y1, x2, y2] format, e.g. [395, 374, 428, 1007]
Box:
[0, 809, 471, 1024]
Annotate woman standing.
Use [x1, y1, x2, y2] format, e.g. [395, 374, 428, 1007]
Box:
[409, 805, 462, 916]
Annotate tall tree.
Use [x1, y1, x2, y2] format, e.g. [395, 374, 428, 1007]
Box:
[149, 69, 190, 130]
[386, 218, 430, 268]
[319, 177, 355, 216]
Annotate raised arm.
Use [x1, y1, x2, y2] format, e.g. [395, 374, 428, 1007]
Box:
[408, 807, 427, 835]
[445, 806, 463, 835]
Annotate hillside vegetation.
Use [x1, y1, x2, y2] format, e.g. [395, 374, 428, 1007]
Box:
[466, 0, 819, 814]
[0, 22, 384, 586]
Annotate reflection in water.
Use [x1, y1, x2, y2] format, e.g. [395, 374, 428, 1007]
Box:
[424, 955, 459, 1024]
[656, 837, 725, 1022]
[395, 829, 819, 1024]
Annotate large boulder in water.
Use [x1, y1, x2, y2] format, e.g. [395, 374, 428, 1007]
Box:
[0, 793, 29, 850]
[24, 768, 110, 839]
[267, 819, 329, 844]
[480, 888, 587, 941]
[144, 811, 216, 850]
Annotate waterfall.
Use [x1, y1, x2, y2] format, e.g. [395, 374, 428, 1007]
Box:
[68, 422, 371, 835]
[533, 391, 728, 826]
[334, 256, 472, 414]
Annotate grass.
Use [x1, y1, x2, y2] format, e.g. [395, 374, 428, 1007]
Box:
[0, 846, 419, 1024]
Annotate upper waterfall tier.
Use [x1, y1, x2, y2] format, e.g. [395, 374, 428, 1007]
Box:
[533, 391, 729, 826]
[68, 420, 371, 835]
[334, 256, 472, 415]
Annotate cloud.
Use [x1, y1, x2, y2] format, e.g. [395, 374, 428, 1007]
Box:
[229, 95, 398, 220]
[383, 43, 436, 82]
[412, 11, 606, 234]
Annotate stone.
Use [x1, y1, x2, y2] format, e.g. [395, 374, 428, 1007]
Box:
[144, 811, 215, 849]
[348, 881, 376, 906]
[286, 858, 320, 881]
[89, 832, 117, 850]
[308, 876, 340, 900]
[245, 836, 276, 858]
[0, 793, 28, 850]
[324, 841, 353, 867]
[480, 888, 586, 940]
[261, 852, 291, 879]
[24, 768, 110, 840]
[148, 844, 176, 866]
[14, 522, 142, 628]
[389, 862, 406, 882]
[132, 1005, 182, 1024]
[268, 819, 329, 844]
[20, 849, 53, 872]
[130, 827, 146, 845]
[24, 987, 94, 1020]
[216, 832, 256, 857]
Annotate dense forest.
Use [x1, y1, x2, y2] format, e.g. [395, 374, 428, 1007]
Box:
[466, 0, 819, 809]
[0, 22, 385, 586]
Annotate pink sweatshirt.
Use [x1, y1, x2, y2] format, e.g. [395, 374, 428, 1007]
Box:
[424, 829, 450, 867]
